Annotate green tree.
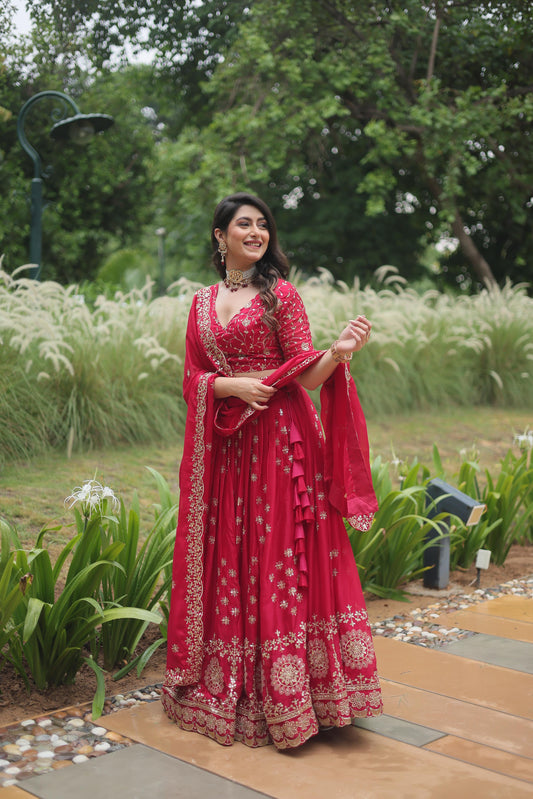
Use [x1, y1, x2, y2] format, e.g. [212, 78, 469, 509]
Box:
[19, 0, 533, 287]
[193, 0, 532, 287]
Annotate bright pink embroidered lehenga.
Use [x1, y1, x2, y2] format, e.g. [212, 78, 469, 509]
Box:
[162, 280, 383, 750]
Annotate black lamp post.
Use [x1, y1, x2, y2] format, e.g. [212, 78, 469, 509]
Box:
[16, 90, 114, 280]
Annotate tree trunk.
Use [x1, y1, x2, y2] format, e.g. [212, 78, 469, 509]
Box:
[423, 165, 498, 288]
[451, 210, 497, 289]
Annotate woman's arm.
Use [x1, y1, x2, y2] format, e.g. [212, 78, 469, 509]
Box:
[214, 376, 276, 411]
[297, 315, 372, 391]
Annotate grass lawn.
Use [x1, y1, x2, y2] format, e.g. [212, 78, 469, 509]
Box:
[0, 406, 530, 550]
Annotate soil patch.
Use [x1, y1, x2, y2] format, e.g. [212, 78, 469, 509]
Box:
[1, 543, 532, 728]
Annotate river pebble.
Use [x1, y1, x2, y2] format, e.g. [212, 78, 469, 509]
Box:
[0, 682, 162, 788]
[370, 575, 533, 649]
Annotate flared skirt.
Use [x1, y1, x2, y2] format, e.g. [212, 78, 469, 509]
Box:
[162, 386, 382, 749]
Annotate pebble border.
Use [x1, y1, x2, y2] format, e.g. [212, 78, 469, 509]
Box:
[1, 576, 532, 788]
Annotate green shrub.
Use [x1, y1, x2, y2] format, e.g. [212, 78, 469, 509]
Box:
[456, 448, 533, 565]
[348, 440, 533, 595]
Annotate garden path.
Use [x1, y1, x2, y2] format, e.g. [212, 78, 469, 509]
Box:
[1, 588, 532, 798]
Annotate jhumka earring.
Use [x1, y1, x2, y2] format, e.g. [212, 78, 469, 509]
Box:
[218, 239, 228, 265]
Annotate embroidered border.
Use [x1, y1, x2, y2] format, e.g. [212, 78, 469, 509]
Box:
[196, 286, 232, 376]
[183, 371, 210, 681]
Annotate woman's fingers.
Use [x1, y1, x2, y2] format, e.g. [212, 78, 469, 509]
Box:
[335, 316, 373, 355]
[236, 378, 276, 406]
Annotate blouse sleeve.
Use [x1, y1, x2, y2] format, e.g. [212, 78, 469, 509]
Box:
[275, 282, 316, 360]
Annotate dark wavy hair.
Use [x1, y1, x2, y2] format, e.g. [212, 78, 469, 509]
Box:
[211, 192, 289, 332]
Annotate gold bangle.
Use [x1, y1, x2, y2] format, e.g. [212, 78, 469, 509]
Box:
[330, 340, 352, 363]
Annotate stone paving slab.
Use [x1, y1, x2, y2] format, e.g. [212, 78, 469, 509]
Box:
[461, 595, 533, 620]
[0, 787, 30, 798]
[374, 635, 533, 717]
[442, 633, 533, 673]
[380, 679, 533, 757]
[424, 735, 533, 783]
[20, 744, 273, 799]
[432, 609, 533, 642]
[100, 702, 533, 799]
[351, 714, 445, 746]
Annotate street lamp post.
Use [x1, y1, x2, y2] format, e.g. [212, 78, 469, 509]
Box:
[155, 227, 166, 296]
[16, 90, 114, 280]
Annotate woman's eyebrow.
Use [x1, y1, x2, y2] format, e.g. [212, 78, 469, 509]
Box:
[235, 215, 267, 223]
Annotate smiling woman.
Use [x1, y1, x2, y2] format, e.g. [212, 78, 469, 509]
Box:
[161, 191, 382, 751]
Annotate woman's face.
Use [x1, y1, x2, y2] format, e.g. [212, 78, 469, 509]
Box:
[215, 204, 270, 271]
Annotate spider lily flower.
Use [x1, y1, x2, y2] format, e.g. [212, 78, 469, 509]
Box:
[65, 479, 120, 516]
[514, 431, 533, 451]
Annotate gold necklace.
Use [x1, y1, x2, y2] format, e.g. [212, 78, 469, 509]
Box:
[224, 266, 257, 292]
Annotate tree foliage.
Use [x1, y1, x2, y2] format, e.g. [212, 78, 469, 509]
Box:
[4, 0, 533, 287]
[190, 0, 532, 286]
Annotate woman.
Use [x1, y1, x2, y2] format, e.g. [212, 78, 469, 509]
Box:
[162, 192, 382, 750]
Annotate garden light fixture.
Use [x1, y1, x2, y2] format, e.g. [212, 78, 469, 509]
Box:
[423, 478, 486, 589]
[16, 90, 114, 280]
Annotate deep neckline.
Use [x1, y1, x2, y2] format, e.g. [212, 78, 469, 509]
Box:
[213, 283, 261, 330]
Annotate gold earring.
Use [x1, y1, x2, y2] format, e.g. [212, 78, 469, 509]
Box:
[218, 240, 228, 265]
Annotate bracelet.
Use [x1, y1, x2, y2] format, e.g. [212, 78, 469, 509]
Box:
[330, 340, 353, 363]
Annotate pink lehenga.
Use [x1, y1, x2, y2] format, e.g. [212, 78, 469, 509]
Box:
[162, 279, 383, 750]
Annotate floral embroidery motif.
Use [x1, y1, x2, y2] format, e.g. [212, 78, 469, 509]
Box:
[340, 630, 375, 670]
[204, 656, 225, 695]
[307, 639, 329, 679]
[270, 654, 307, 696]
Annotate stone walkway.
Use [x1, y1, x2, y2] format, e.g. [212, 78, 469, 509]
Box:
[1, 580, 532, 798]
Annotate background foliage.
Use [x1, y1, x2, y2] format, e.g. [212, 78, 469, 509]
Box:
[1, 0, 532, 288]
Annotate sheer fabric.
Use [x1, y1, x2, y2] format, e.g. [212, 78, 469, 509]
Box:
[162, 280, 382, 750]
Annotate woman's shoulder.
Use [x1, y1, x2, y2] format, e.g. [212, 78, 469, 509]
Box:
[274, 279, 302, 301]
[194, 283, 218, 299]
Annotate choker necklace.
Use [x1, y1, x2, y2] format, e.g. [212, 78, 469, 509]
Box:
[224, 266, 258, 292]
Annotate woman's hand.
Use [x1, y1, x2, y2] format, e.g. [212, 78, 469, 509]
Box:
[334, 315, 372, 357]
[214, 376, 276, 411]
[234, 377, 276, 411]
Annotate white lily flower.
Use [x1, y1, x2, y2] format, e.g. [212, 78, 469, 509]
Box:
[65, 479, 120, 516]
[514, 432, 533, 450]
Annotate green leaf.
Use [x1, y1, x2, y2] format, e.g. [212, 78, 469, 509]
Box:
[84, 656, 107, 720]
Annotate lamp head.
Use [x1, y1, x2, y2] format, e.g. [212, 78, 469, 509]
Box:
[426, 478, 486, 526]
[50, 113, 114, 145]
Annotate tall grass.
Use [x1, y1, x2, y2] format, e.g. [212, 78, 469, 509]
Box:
[0, 268, 196, 464]
[1, 266, 532, 463]
[297, 267, 533, 415]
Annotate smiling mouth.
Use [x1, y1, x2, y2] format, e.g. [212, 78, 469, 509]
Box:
[244, 241, 262, 248]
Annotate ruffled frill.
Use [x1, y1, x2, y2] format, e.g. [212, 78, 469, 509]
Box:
[290, 419, 314, 588]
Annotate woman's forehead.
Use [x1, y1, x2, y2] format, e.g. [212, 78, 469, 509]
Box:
[231, 204, 267, 222]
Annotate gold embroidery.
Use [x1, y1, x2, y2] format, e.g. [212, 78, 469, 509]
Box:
[340, 629, 375, 670]
[204, 656, 225, 695]
[308, 639, 329, 679]
[181, 371, 210, 681]
[270, 655, 307, 696]
[196, 286, 232, 375]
